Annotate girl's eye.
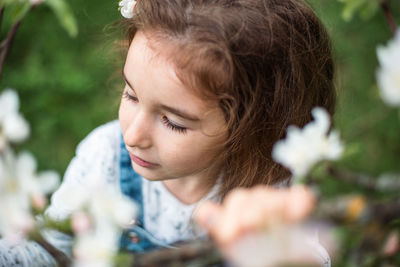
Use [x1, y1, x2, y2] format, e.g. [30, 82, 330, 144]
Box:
[161, 115, 187, 134]
[123, 90, 138, 102]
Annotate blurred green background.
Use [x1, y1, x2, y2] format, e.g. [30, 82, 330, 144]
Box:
[1, 0, 124, 172]
[1, 0, 400, 265]
[1, 0, 399, 178]
[2, 0, 399, 178]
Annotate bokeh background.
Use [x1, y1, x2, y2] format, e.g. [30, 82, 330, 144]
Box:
[1, 0, 400, 176]
[1, 0, 124, 172]
[2, 0, 400, 176]
[1, 0, 400, 264]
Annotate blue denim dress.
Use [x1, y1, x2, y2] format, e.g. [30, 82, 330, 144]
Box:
[118, 135, 174, 253]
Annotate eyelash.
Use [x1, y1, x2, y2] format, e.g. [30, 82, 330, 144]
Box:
[123, 91, 187, 134]
[161, 115, 187, 134]
[123, 90, 138, 102]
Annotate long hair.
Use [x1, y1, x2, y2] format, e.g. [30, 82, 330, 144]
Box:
[122, 0, 336, 198]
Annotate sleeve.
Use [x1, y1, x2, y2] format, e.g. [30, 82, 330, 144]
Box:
[46, 120, 121, 220]
[0, 239, 56, 267]
[0, 120, 121, 266]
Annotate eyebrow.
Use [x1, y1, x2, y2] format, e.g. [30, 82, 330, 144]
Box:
[159, 104, 200, 121]
[122, 70, 200, 122]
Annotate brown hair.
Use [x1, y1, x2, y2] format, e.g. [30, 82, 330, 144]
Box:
[122, 0, 335, 198]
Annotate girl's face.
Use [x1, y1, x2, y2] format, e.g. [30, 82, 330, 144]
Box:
[119, 31, 227, 183]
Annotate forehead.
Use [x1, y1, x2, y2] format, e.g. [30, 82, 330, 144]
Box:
[124, 31, 215, 115]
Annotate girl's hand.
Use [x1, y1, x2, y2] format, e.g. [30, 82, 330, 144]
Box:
[195, 185, 315, 246]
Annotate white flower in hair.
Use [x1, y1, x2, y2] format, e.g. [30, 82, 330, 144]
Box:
[119, 0, 136, 19]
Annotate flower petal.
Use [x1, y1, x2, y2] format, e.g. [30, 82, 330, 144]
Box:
[37, 170, 60, 194]
[3, 113, 30, 143]
[0, 89, 19, 123]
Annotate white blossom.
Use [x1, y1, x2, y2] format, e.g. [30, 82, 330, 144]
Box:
[74, 228, 119, 267]
[15, 151, 60, 197]
[0, 194, 35, 243]
[0, 149, 34, 241]
[37, 171, 61, 194]
[0, 89, 30, 144]
[272, 107, 344, 178]
[3, 113, 30, 143]
[0, 89, 19, 122]
[55, 179, 137, 266]
[119, 0, 136, 19]
[376, 30, 400, 107]
[0, 148, 60, 241]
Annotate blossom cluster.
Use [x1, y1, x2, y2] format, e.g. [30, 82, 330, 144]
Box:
[272, 107, 344, 179]
[0, 88, 137, 265]
[53, 177, 137, 266]
[0, 89, 60, 242]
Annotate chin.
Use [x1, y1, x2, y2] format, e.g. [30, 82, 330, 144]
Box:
[131, 164, 164, 181]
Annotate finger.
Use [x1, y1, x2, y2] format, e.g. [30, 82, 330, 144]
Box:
[212, 187, 286, 244]
[283, 185, 316, 222]
[215, 188, 252, 244]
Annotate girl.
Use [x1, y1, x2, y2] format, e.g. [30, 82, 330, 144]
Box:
[0, 0, 335, 265]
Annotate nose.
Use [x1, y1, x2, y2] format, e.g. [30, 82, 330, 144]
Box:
[123, 110, 153, 149]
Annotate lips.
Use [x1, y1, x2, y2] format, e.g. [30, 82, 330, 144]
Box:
[129, 152, 158, 168]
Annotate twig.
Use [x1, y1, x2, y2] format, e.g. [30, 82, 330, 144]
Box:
[0, 19, 22, 79]
[325, 165, 400, 193]
[326, 166, 377, 190]
[372, 197, 400, 223]
[31, 231, 72, 267]
[131, 239, 223, 267]
[0, 5, 5, 32]
[379, 0, 397, 35]
[315, 194, 400, 224]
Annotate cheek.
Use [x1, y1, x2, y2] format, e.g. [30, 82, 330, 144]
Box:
[159, 133, 224, 168]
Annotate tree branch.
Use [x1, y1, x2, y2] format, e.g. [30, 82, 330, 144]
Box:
[0, 6, 5, 32]
[30, 231, 72, 267]
[315, 194, 400, 224]
[131, 239, 223, 267]
[326, 166, 376, 190]
[380, 0, 397, 35]
[326, 165, 400, 192]
[0, 19, 22, 79]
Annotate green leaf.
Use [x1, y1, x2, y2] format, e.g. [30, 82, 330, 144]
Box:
[340, 142, 362, 161]
[341, 0, 367, 21]
[114, 253, 134, 267]
[44, 0, 78, 38]
[359, 0, 379, 20]
[5, 1, 31, 24]
[338, 0, 380, 21]
[0, 0, 17, 6]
